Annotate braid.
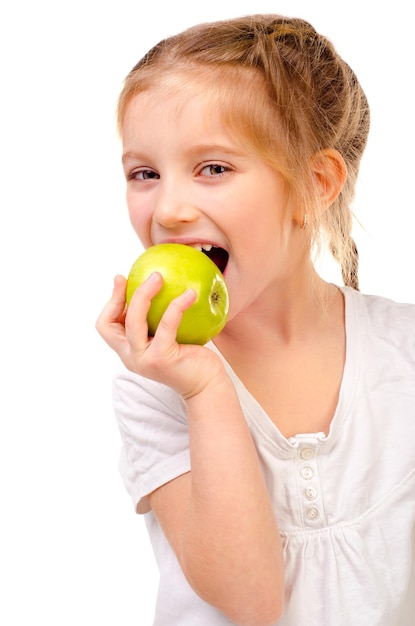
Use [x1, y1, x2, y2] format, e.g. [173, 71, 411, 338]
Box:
[346, 239, 359, 291]
[331, 236, 359, 291]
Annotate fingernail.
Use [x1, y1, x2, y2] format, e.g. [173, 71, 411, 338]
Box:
[184, 288, 197, 299]
[147, 272, 159, 282]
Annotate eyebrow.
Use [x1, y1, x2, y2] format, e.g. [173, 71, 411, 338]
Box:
[122, 144, 247, 165]
[186, 144, 247, 158]
[122, 151, 144, 166]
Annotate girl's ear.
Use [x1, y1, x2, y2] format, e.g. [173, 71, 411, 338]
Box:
[311, 148, 347, 210]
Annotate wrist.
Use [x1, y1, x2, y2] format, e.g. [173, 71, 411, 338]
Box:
[183, 367, 237, 406]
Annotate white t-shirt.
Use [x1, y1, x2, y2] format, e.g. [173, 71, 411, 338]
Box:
[113, 287, 415, 625]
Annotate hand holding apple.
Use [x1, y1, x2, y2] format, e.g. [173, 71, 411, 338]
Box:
[126, 243, 229, 345]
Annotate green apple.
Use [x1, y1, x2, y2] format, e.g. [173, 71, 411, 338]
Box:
[126, 243, 229, 345]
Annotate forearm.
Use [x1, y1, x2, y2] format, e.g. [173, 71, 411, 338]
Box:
[180, 376, 285, 625]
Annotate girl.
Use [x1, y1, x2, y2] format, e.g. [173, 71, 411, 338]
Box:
[96, 14, 415, 625]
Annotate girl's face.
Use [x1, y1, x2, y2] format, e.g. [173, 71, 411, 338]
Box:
[121, 88, 310, 321]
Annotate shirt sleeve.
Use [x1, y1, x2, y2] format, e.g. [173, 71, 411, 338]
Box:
[113, 365, 191, 514]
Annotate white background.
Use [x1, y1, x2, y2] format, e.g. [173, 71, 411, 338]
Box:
[1, 1, 413, 624]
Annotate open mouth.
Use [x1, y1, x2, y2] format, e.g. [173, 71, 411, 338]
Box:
[198, 244, 229, 274]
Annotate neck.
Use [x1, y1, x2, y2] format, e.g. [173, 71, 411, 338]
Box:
[215, 272, 343, 353]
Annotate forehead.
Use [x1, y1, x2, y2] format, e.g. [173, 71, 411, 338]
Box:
[120, 64, 270, 134]
[124, 84, 215, 116]
[121, 86, 234, 148]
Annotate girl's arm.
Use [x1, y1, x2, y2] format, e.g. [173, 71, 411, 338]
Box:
[150, 377, 285, 626]
[96, 273, 285, 626]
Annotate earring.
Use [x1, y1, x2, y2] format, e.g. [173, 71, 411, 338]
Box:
[300, 214, 308, 230]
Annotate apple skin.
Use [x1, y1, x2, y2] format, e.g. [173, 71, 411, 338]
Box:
[126, 243, 229, 345]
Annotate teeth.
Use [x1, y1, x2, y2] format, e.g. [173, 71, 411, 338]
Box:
[190, 243, 214, 252]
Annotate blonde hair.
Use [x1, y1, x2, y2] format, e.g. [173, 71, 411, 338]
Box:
[117, 15, 370, 290]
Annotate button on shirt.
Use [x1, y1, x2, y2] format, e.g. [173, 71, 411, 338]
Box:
[288, 434, 326, 528]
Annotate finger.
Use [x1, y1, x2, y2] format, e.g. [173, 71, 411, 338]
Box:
[151, 288, 197, 348]
[124, 272, 164, 347]
[96, 275, 126, 327]
[95, 275, 128, 347]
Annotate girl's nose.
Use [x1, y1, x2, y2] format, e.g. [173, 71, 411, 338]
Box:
[152, 189, 199, 228]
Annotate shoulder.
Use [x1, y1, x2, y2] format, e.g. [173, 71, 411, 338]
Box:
[113, 364, 188, 424]
[346, 287, 415, 320]
[344, 287, 415, 340]
[113, 365, 191, 514]
[342, 288, 415, 387]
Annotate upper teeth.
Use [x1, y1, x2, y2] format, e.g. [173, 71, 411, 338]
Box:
[192, 243, 213, 252]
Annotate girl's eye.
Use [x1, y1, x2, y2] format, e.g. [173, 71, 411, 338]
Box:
[199, 164, 230, 177]
[129, 169, 160, 181]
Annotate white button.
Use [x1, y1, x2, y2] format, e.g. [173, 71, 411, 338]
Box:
[305, 506, 320, 520]
[300, 447, 315, 460]
[304, 487, 318, 500]
[300, 466, 314, 480]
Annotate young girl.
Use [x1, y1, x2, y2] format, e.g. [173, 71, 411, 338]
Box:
[96, 14, 415, 625]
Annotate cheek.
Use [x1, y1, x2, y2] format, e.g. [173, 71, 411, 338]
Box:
[127, 195, 153, 247]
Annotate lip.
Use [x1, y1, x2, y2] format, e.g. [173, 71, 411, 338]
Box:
[156, 237, 227, 249]
[155, 238, 230, 275]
